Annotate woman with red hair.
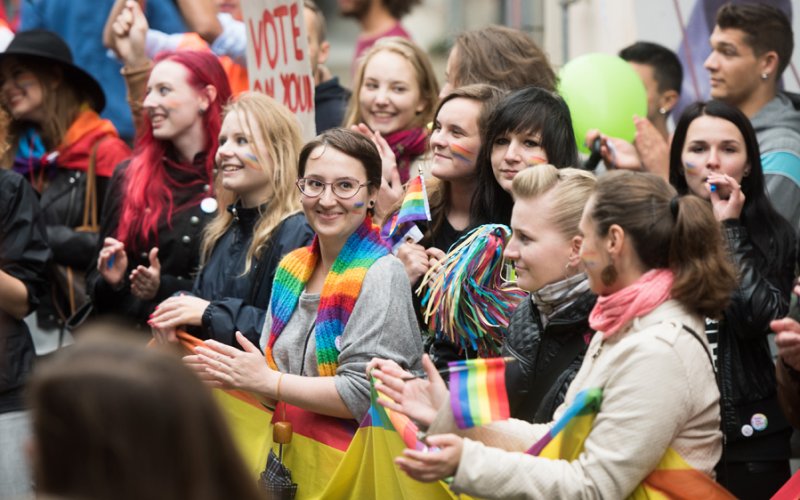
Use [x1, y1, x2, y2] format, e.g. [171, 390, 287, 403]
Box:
[88, 50, 232, 328]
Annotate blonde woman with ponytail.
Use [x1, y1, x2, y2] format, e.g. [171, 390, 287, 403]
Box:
[150, 92, 313, 346]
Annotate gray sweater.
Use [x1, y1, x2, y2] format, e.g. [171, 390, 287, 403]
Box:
[259, 255, 423, 420]
[752, 92, 800, 235]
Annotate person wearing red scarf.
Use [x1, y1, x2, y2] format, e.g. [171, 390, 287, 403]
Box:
[344, 37, 439, 185]
[0, 30, 130, 337]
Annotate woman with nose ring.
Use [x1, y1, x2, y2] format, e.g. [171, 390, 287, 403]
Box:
[88, 50, 232, 330]
[669, 100, 796, 498]
[148, 92, 313, 347]
[185, 128, 422, 424]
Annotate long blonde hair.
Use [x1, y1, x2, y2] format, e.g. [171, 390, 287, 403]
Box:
[344, 37, 439, 130]
[201, 92, 303, 272]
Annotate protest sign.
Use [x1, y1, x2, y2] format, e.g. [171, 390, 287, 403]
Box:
[243, 0, 316, 141]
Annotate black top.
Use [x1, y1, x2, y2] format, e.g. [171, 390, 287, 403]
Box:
[0, 170, 51, 413]
[193, 204, 314, 346]
[502, 291, 595, 423]
[87, 159, 215, 328]
[315, 76, 350, 133]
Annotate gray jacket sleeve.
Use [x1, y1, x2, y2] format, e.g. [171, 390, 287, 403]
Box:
[334, 255, 424, 420]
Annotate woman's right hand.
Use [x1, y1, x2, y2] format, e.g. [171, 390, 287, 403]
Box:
[370, 354, 449, 429]
[97, 237, 128, 288]
[397, 241, 431, 283]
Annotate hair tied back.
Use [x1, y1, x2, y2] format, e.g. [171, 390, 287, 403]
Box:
[670, 195, 680, 219]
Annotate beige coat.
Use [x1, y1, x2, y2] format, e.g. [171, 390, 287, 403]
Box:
[429, 300, 722, 499]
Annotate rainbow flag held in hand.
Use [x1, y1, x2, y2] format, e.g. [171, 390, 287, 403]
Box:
[382, 174, 431, 246]
[449, 357, 510, 429]
[529, 387, 735, 499]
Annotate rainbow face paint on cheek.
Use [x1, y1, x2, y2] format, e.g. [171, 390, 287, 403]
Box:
[684, 161, 701, 175]
[526, 155, 547, 166]
[580, 249, 601, 268]
[354, 201, 365, 208]
[450, 143, 476, 165]
[241, 152, 260, 170]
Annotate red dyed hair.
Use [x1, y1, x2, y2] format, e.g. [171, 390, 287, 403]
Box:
[116, 51, 232, 251]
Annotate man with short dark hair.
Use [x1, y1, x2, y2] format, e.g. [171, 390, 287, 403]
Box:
[619, 41, 683, 140]
[705, 2, 800, 235]
[339, 0, 419, 71]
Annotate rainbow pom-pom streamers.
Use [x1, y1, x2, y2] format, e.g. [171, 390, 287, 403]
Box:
[417, 224, 526, 356]
[449, 357, 510, 429]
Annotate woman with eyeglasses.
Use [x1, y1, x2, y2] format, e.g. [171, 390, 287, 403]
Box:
[186, 128, 422, 422]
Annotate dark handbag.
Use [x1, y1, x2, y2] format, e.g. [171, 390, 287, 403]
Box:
[51, 138, 104, 326]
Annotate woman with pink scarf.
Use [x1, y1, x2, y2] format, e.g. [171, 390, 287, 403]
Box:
[370, 171, 738, 498]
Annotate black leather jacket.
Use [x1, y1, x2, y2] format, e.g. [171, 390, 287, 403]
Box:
[87, 160, 215, 328]
[0, 170, 51, 414]
[502, 290, 596, 423]
[716, 219, 796, 461]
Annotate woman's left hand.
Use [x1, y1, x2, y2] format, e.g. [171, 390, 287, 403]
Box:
[130, 247, 161, 300]
[150, 295, 210, 329]
[191, 332, 275, 395]
[395, 434, 463, 482]
[707, 173, 745, 221]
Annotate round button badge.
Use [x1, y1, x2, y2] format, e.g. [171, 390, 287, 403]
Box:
[751, 413, 768, 432]
[200, 197, 218, 214]
[741, 424, 754, 437]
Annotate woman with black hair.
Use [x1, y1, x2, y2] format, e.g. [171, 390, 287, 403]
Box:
[470, 86, 579, 227]
[670, 100, 796, 498]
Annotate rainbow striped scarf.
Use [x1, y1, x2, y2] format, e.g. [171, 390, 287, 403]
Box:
[265, 216, 390, 376]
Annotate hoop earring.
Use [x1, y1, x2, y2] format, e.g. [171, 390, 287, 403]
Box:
[600, 264, 618, 287]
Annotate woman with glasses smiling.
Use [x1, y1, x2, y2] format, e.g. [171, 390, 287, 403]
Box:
[186, 128, 423, 422]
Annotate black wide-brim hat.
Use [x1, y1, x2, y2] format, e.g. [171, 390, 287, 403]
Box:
[0, 29, 106, 112]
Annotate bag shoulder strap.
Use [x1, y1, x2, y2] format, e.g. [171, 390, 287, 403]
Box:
[78, 136, 108, 231]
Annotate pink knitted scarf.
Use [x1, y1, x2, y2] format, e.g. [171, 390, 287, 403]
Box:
[588, 269, 674, 339]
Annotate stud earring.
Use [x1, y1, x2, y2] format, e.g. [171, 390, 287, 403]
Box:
[761, 72, 769, 80]
[658, 107, 667, 115]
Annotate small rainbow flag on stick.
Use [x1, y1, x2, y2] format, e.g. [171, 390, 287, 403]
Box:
[449, 357, 510, 429]
[382, 172, 431, 246]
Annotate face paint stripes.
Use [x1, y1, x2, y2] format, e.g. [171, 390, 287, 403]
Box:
[526, 155, 547, 166]
[684, 161, 701, 175]
[450, 143, 476, 165]
[241, 152, 261, 170]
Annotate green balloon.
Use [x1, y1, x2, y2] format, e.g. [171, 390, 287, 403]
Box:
[558, 53, 647, 154]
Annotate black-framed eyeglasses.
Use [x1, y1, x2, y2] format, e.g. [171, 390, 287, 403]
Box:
[296, 177, 369, 199]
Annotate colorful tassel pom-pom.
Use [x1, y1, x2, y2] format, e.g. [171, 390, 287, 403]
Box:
[417, 224, 526, 357]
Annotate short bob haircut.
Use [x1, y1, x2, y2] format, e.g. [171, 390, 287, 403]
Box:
[471, 86, 579, 226]
[298, 128, 383, 195]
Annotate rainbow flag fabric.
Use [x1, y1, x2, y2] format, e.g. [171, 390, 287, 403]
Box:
[449, 357, 510, 429]
[382, 174, 431, 243]
[529, 387, 735, 499]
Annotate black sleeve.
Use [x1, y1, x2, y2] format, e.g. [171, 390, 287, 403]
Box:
[86, 162, 131, 312]
[0, 171, 51, 314]
[723, 219, 795, 339]
[200, 214, 314, 347]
